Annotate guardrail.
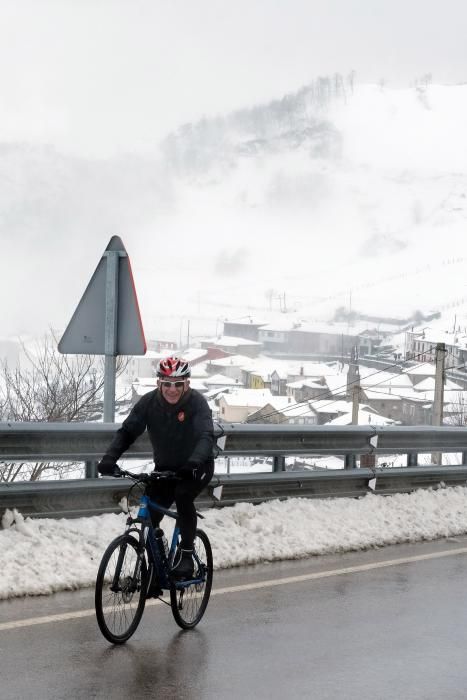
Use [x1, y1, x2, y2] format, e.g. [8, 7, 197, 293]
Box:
[2, 466, 467, 520]
[2, 421, 467, 460]
[1, 421, 467, 519]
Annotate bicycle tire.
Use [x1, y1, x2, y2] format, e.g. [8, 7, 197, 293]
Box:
[170, 528, 213, 630]
[95, 533, 148, 644]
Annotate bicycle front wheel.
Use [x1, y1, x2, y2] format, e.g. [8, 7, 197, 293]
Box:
[95, 533, 148, 644]
[170, 528, 213, 629]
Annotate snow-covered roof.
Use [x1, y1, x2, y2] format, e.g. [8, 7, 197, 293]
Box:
[401, 389, 467, 405]
[208, 354, 253, 368]
[292, 320, 386, 337]
[258, 320, 302, 332]
[189, 361, 210, 378]
[179, 347, 208, 363]
[188, 378, 208, 392]
[268, 401, 317, 418]
[362, 389, 402, 401]
[311, 399, 356, 415]
[223, 315, 269, 327]
[219, 388, 274, 407]
[413, 329, 466, 346]
[403, 363, 436, 377]
[204, 373, 240, 386]
[327, 410, 396, 426]
[359, 368, 413, 389]
[413, 378, 464, 393]
[203, 335, 262, 347]
[204, 386, 237, 399]
[286, 379, 326, 389]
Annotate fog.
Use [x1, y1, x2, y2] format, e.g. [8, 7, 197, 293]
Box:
[1, 1, 467, 346]
[2, 0, 466, 155]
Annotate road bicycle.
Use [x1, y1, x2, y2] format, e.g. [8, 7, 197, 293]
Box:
[95, 468, 213, 644]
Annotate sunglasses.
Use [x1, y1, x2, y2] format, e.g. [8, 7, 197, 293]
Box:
[160, 380, 185, 389]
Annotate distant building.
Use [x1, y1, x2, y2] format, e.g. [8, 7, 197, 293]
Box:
[405, 328, 467, 365]
[206, 354, 252, 381]
[146, 339, 177, 353]
[217, 389, 274, 422]
[201, 335, 262, 358]
[222, 317, 267, 342]
[222, 317, 384, 358]
[247, 397, 318, 425]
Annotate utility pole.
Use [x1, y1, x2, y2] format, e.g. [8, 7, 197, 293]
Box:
[351, 378, 360, 426]
[345, 346, 360, 469]
[431, 342, 446, 465]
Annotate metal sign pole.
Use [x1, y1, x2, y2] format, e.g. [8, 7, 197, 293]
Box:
[103, 250, 120, 422]
[431, 342, 446, 465]
[58, 235, 147, 432]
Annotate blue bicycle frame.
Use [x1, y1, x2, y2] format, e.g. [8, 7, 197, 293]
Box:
[132, 493, 205, 590]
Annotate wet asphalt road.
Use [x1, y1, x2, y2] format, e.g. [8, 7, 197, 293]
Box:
[3, 536, 467, 699]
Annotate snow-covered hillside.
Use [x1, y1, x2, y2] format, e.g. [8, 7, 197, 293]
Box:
[2, 81, 467, 343]
[152, 82, 467, 332]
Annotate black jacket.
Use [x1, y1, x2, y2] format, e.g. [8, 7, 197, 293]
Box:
[105, 388, 215, 469]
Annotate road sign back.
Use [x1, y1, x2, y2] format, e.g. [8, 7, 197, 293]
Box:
[58, 236, 147, 356]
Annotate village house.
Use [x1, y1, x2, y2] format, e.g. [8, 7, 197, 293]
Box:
[221, 317, 390, 359]
[205, 354, 252, 381]
[216, 388, 274, 422]
[222, 317, 267, 342]
[203, 373, 241, 391]
[246, 397, 318, 425]
[405, 327, 467, 365]
[286, 378, 328, 403]
[201, 335, 262, 358]
[327, 407, 396, 426]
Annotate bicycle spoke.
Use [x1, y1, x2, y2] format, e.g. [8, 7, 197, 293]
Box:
[95, 534, 148, 644]
[170, 529, 213, 629]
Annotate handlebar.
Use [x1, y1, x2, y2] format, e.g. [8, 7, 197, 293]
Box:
[114, 467, 179, 483]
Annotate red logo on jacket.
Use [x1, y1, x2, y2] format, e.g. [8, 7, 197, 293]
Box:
[177, 411, 185, 422]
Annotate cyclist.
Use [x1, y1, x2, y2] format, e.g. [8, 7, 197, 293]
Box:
[97, 356, 215, 581]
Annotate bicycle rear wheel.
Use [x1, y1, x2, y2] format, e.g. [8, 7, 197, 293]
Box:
[95, 533, 148, 644]
[170, 528, 213, 629]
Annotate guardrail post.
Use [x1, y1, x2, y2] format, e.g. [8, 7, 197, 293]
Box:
[273, 455, 286, 472]
[407, 453, 418, 467]
[85, 460, 98, 479]
[344, 454, 356, 469]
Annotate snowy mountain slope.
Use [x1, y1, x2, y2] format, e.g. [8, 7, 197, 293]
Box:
[146, 82, 467, 336]
[1, 80, 466, 342]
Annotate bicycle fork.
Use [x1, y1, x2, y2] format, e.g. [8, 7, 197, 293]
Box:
[110, 531, 146, 594]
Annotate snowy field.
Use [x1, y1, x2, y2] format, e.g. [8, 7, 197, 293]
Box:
[2, 485, 467, 600]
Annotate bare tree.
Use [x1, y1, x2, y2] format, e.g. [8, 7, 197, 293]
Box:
[0, 332, 129, 481]
[444, 392, 467, 427]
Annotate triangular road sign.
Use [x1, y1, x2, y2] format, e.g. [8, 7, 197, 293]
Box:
[58, 236, 147, 356]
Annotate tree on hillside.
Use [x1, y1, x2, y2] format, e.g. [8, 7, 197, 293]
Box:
[0, 333, 129, 482]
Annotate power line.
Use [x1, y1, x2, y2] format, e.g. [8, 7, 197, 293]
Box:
[244, 348, 437, 423]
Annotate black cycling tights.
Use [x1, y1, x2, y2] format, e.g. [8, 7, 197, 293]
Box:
[147, 470, 212, 548]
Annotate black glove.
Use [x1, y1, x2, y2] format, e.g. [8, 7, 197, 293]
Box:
[178, 463, 199, 481]
[97, 455, 120, 476]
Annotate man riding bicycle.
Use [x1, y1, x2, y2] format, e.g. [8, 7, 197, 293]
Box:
[97, 356, 215, 581]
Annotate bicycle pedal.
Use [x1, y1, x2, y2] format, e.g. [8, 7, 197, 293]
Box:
[146, 584, 164, 598]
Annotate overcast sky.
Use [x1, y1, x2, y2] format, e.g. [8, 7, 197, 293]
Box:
[1, 0, 466, 156]
[1, 1, 467, 343]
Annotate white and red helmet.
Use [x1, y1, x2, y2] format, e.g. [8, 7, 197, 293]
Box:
[156, 356, 191, 379]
